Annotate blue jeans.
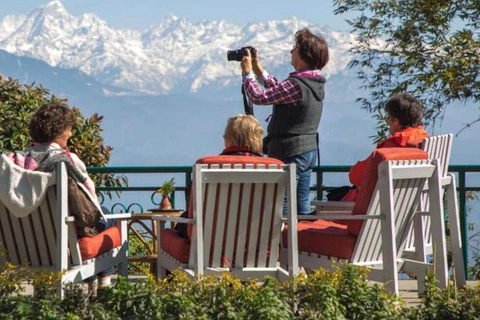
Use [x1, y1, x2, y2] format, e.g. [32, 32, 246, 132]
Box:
[283, 150, 317, 215]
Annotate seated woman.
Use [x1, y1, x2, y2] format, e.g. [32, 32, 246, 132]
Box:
[27, 102, 113, 293]
[221, 114, 263, 157]
[343, 93, 428, 201]
[175, 114, 264, 238]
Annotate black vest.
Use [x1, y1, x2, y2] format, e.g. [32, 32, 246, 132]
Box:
[266, 75, 326, 160]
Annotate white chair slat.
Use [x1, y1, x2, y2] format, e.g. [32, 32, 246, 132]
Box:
[47, 188, 58, 233]
[246, 183, 263, 267]
[203, 182, 217, 267]
[39, 200, 57, 265]
[211, 183, 229, 268]
[0, 204, 20, 264]
[223, 183, 241, 268]
[269, 184, 284, 267]
[31, 209, 51, 266]
[257, 183, 275, 267]
[20, 215, 41, 266]
[234, 183, 251, 267]
[10, 214, 29, 264]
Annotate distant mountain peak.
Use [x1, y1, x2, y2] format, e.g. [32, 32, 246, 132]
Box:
[0, 2, 353, 95]
[39, 0, 68, 16]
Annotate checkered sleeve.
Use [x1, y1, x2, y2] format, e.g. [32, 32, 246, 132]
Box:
[242, 77, 302, 105]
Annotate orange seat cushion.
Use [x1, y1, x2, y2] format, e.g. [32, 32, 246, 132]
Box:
[160, 229, 191, 263]
[78, 226, 122, 260]
[283, 220, 356, 259]
[347, 148, 428, 237]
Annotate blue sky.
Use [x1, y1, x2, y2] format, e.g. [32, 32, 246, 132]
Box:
[0, 0, 353, 31]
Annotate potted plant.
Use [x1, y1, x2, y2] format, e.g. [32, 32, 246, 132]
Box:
[156, 178, 175, 210]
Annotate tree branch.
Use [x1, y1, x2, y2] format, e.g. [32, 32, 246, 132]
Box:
[455, 117, 480, 137]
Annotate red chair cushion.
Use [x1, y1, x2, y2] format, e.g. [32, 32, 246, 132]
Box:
[187, 155, 284, 239]
[160, 229, 191, 263]
[78, 226, 122, 260]
[347, 148, 428, 236]
[283, 220, 356, 259]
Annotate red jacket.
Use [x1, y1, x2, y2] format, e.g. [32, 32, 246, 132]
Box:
[349, 126, 428, 188]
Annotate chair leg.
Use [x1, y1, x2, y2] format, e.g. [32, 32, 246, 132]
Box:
[445, 175, 467, 287]
[158, 263, 168, 280]
[416, 271, 426, 296]
[56, 278, 65, 299]
[118, 258, 128, 278]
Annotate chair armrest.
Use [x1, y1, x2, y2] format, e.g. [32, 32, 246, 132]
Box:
[317, 213, 382, 221]
[283, 212, 381, 222]
[65, 216, 76, 223]
[311, 200, 355, 210]
[441, 176, 452, 186]
[152, 216, 195, 224]
[106, 213, 132, 220]
[297, 211, 352, 221]
[65, 213, 131, 223]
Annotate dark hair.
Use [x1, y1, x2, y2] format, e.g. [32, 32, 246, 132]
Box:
[385, 93, 424, 128]
[29, 103, 76, 143]
[295, 28, 329, 70]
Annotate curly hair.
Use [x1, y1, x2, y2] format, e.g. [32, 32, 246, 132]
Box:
[295, 28, 329, 70]
[29, 103, 76, 143]
[385, 93, 424, 128]
[224, 114, 263, 154]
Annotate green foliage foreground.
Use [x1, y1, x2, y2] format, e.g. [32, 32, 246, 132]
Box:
[1, 262, 479, 320]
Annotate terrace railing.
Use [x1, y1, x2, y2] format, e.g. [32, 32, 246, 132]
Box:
[87, 164, 480, 279]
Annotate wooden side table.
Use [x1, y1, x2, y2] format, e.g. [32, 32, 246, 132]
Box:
[128, 209, 183, 277]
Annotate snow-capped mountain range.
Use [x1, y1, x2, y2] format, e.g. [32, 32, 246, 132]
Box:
[0, 1, 354, 95]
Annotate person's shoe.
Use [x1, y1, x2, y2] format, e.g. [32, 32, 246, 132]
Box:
[98, 275, 111, 288]
[88, 279, 98, 298]
[299, 210, 317, 216]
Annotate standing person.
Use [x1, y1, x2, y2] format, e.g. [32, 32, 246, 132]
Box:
[241, 28, 329, 215]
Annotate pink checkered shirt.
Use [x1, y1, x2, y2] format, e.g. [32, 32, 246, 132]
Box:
[242, 69, 322, 106]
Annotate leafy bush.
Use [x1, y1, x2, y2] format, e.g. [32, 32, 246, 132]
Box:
[127, 232, 154, 276]
[1, 258, 480, 319]
[0, 75, 126, 193]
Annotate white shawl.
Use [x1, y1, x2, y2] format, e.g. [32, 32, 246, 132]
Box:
[0, 154, 55, 217]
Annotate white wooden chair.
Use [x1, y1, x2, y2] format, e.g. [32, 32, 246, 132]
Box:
[284, 156, 448, 295]
[313, 134, 466, 290]
[0, 163, 130, 298]
[313, 134, 451, 211]
[153, 163, 299, 281]
[403, 134, 466, 290]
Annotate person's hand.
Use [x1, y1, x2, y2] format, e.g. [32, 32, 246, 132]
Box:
[241, 49, 253, 73]
[251, 49, 264, 77]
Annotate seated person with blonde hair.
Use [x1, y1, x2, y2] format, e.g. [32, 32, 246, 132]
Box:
[175, 114, 264, 238]
[221, 114, 263, 157]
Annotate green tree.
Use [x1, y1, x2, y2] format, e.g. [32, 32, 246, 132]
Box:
[333, 0, 480, 142]
[0, 75, 126, 192]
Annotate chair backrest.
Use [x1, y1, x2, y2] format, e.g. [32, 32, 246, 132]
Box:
[404, 133, 453, 250]
[351, 158, 439, 265]
[0, 163, 82, 268]
[422, 134, 453, 177]
[186, 155, 284, 239]
[348, 148, 429, 236]
[188, 158, 294, 271]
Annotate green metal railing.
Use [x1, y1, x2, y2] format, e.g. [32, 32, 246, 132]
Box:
[87, 164, 480, 279]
